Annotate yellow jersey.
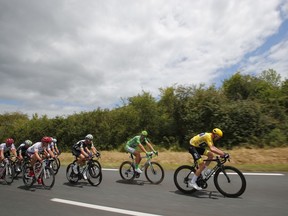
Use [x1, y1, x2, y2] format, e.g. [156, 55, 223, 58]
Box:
[190, 132, 214, 148]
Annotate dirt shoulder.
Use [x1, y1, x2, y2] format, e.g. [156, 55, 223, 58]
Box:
[59, 147, 288, 172]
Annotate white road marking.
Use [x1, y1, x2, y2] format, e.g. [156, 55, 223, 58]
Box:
[103, 168, 285, 176]
[218, 172, 284, 176]
[102, 168, 118, 171]
[242, 173, 284, 176]
[51, 198, 163, 216]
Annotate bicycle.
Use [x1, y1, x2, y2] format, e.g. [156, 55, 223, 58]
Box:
[22, 159, 55, 189]
[119, 152, 164, 184]
[46, 156, 61, 175]
[66, 153, 102, 186]
[0, 157, 15, 184]
[173, 155, 246, 197]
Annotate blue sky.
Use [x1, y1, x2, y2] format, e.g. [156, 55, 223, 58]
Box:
[0, 0, 287, 118]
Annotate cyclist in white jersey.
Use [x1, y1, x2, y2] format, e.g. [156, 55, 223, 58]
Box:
[27, 137, 52, 168]
[0, 138, 17, 163]
[50, 138, 60, 155]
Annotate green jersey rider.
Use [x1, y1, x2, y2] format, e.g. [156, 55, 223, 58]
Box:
[125, 131, 158, 174]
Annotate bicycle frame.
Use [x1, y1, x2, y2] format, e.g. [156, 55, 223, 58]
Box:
[200, 157, 228, 180]
[33, 160, 48, 179]
[129, 153, 154, 170]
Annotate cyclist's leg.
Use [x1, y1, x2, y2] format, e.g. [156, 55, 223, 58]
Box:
[188, 146, 205, 189]
[194, 147, 206, 176]
[78, 154, 86, 166]
[203, 149, 213, 167]
[0, 149, 4, 163]
[125, 146, 141, 171]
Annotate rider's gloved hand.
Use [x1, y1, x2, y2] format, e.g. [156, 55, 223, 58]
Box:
[88, 152, 93, 158]
[221, 153, 230, 159]
[146, 152, 151, 157]
[96, 152, 101, 157]
[153, 151, 158, 156]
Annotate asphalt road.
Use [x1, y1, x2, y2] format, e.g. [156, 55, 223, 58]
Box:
[1, 167, 287, 216]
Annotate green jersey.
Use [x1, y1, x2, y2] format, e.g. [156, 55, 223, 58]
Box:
[126, 135, 148, 148]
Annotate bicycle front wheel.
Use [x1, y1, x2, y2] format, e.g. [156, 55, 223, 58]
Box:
[22, 165, 35, 188]
[51, 158, 60, 175]
[4, 164, 15, 185]
[145, 162, 164, 184]
[87, 163, 102, 186]
[119, 161, 136, 181]
[173, 165, 197, 194]
[41, 167, 55, 189]
[214, 166, 246, 198]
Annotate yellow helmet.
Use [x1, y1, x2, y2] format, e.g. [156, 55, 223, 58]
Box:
[212, 128, 223, 137]
[141, 130, 148, 136]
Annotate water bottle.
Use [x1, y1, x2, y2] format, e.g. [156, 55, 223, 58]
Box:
[202, 168, 211, 178]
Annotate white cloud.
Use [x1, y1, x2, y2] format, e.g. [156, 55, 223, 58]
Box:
[0, 0, 287, 118]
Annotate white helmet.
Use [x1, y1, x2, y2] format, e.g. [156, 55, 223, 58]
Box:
[24, 140, 33, 146]
[85, 134, 93, 140]
[52, 138, 57, 143]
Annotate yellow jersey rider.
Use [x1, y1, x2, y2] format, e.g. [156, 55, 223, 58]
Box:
[188, 128, 229, 190]
[125, 131, 158, 174]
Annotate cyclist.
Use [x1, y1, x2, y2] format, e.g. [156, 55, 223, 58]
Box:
[125, 130, 158, 174]
[16, 139, 33, 171]
[0, 138, 18, 166]
[188, 128, 229, 190]
[50, 138, 60, 156]
[17, 140, 33, 161]
[26, 136, 52, 173]
[71, 134, 99, 179]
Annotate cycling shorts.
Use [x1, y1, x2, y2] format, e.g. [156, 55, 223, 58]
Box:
[125, 145, 136, 154]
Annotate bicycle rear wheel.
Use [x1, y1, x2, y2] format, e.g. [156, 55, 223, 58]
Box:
[41, 167, 55, 189]
[66, 163, 79, 184]
[214, 165, 246, 198]
[173, 165, 197, 194]
[119, 161, 136, 181]
[145, 162, 164, 184]
[87, 164, 102, 186]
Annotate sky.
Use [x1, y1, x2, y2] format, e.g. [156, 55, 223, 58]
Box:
[0, 0, 288, 118]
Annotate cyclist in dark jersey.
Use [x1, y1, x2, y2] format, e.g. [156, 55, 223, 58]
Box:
[17, 140, 32, 159]
[72, 134, 99, 177]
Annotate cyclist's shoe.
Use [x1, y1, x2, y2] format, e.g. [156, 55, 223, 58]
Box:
[37, 178, 42, 184]
[188, 181, 202, 190]
[135, 168, 142, 174]
[73, 165, 78, 174]
[16, 167, 21, 172]
[28, 170, 35, 177]
[83, 171, 88, 180]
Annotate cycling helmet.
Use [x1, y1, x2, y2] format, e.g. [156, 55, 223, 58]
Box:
[212, 128, 223, 137]
[52, 138, 57, 143]
[6, 138, 14, 145]
[24, 140, 33, 146]
[141, 130, 148, 136]
[41, 136, 52, 143]
[85, 134, 93, 140]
